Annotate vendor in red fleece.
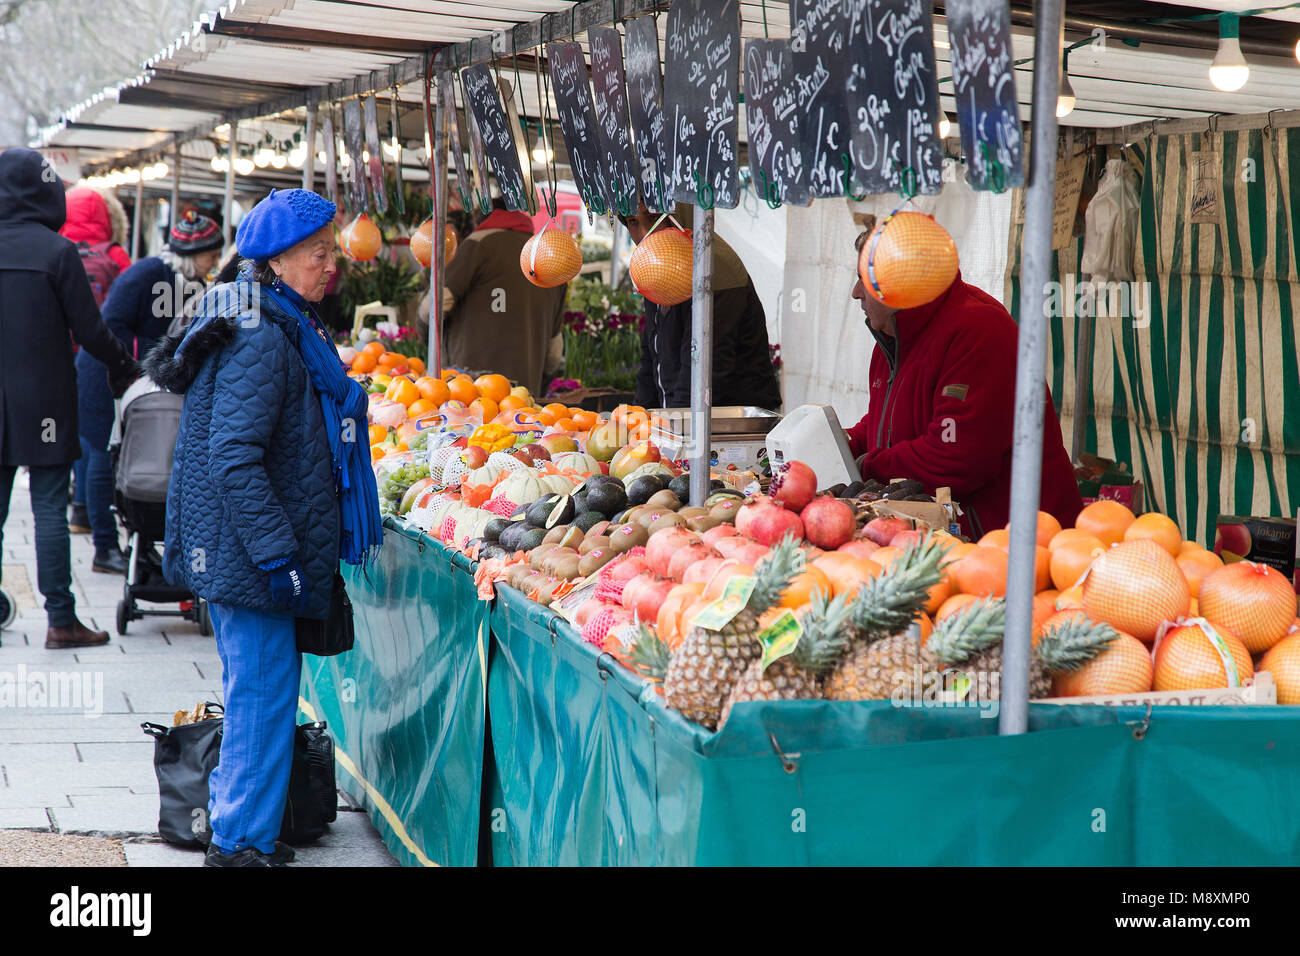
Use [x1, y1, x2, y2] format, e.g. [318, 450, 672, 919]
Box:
[844, 232, 1082, 539]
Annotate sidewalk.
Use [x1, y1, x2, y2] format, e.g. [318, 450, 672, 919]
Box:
[0, 469, 396, 866]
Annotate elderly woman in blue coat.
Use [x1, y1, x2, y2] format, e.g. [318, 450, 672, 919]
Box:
[145, 189, 381, 867]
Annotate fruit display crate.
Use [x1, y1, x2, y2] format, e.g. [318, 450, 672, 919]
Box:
[305, 522, 1300, 867]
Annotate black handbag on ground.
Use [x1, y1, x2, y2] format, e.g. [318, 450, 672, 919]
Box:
[295, 571, 354, 656]
[142, 703, 337, 848]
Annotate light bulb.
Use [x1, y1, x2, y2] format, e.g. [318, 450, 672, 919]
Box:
[271, 153, 288, 169]
[317, 150, 327, 164]
[254, 148, 272, 168]
[289, 146, 307, 168]
[361, 149, 370, 163]
[234, 157, 255, 176]
[210, 155, 225, 172]
[382, 140, 400, 160]
[532, 146, 554, 163]
[1295, 37, 1300, 64]
[938, 114, 952, 139]
[153, 161, 168, 177]
[1055, 50, 1075, 119]
[1209, 15, 1249, 92]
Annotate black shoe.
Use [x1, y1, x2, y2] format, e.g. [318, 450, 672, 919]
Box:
[269, 841, 296, 864]
[203, 845, 286, 867]
[92, 548, 128, 575]
[69, 504, 90, 534]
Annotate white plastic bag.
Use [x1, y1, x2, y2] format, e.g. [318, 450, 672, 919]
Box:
[1081, 159, 1139, 281]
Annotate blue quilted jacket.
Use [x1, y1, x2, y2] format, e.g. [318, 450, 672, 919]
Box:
[143, 280, 340, 619]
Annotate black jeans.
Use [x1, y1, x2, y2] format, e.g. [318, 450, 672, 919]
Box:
[0, 465, 77, 627]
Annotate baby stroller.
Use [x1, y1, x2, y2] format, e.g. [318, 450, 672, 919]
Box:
[109, 376, 211, 636]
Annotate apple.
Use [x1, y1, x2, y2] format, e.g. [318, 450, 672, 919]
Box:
[517, 443, 551, 464]
[610, 441, 663, 481]
[460, 445, 489, 469]
[539, 434, 579, 456]
[449, 435, 469, 450]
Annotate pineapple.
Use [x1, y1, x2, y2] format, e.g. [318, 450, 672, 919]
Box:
[628, 623, 671, 690]
[663, 535, 804, 730]
[917, 597, 1057, 703]
[1034, 614, 1122, 689]
[718, 590, 855, 727]
[823, 539, 946, 701]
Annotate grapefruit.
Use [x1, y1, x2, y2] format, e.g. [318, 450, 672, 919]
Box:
[1197, 561, 1297, 654]
[1082, 539, 1189, 643]
[1153, 620, 1253, 691]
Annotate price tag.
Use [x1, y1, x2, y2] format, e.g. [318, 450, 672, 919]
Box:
[757, 609, 803, 673]
[692, 576, 756, 631]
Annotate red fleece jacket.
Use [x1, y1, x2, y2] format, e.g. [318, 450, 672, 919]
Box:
[58, 188, 131, 274]
[845, 275, 1082, 538]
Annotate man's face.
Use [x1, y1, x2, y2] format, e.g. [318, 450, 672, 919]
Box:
[620, 202, 657, 244]
[853, 273, 897, 336]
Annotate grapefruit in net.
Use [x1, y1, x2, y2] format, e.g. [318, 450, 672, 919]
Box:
[1074, 499, 1136, 547]
[1152, 619, 1253, 691]
[629, 227, 693, 306]
[858, 211, 958, 309]
[1197, 561, 1298, 654]
[1082, 539, 1189, 643]
[339, 213, 382, 261]
[1049, 620, 1153, 697]
[1259, 633, 1300, 705]
[520, 228, 582, 288]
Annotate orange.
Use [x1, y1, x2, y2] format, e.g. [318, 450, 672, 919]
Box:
[386, 378, 419, 408]
[1033, 511, 1063, 549]
[543, 402, 569, 420]
[447, 377, 479, 405]
[1049, 535, 1104, 591]
[811, 554, 882, 600]
[415, 377, 450, 406]
[1179, 539, 1205, 554]
[370, 444, 386, 462]
[1153, 620, 1253, 691]
[439, 368, 461, 381]
[1176, 548, 1223, 599]
[475, 373, 512, 404]
[870, 546, 901, 569]
[936, 593, 979, 621]
[377, 352, 403, 369]
[779, 566, 833, 609]
[537, 409, 557, 426]
[1081, 539, 1189, 643]
[407, 356, 425, 376]
[1123, 512, 1182, 557]
[924, 575, 951, 616]
[978, 529, 1010, 550]
[1198, 561, 1298, 654]
[351, 352, 377, 374]
[1259, 634, 1300, 704]
[407, 399, 437, 419]
[1055, 586, 1084, 610]
[952, 546, 1008, 597]
[656, 583, 706, 650]
[571, 410, 598, 431]
[498, 395, 529, 413]
[553, 417, 576, 432]
[367, 424, 387, 445]
[361, 341, 386, 359]
[392, 441, 409, 452]
[1049, 527, 1103, 551]
[1034, 545, 1051, 592]
[1075, 499, 1136, 547]
[1031, 593, 1058, 644]
[469, 397, 499, 422]
[917, 611, 934, 647]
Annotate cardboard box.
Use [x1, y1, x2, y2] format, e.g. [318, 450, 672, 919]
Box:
[1037, 671, 1275, 707]
[1076, 454, 1144, 512]
[1214, 514, 1296, 586]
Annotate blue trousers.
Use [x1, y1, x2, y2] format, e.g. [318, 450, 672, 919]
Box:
[72, 441, 87, 507]
[79, 437, 118, 552]
[0, 464, 76, 627]
[207, 602, 301, 854]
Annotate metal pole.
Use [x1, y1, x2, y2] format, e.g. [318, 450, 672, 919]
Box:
[688, 206, 714, 508]
[169, 143, 181, 231]
[1071, 276, 1095, 461]
[131, 175, 144, 260]
[1001, 0, 1064, 737]
[609, 217, 623, 289]
[224, 120, 238, 250]
[429, 73, 448, 377]
[302, 102, 317, 190]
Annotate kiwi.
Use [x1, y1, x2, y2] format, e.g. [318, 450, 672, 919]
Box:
[551, 554, 582, 580]
[518, 528, 547, 552]
[710, 499, 742, 523]
[586, 482, 628, 517]
[686, 515, 721, 533]
[677, 506, 709, 519]
[646, 489, 681, 511]
[541, 547, 580, 575]
[579, 535, 611, 555]
[647, 512, 688, 534]
[529, 543, 559, 570]
[626, 475, 665, 505]
[579, 548, 616, 577]
[611, 523, 648, 553]
[556, 526, 585, 551]
[587, 520, 611, 538]
[482, 518, 512, 542]
[506, 564, 535, 590]
[705, 490, 745, 507]
[535, 578, 563, 605]
[542, 524, 571, 545]
[573, 510, 606, 533]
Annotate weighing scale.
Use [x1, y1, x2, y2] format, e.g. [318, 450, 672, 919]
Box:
[651, 406, 782, 472]
[765, 404, 861, 491]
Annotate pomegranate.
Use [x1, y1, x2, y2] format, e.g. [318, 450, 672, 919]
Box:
[621, 571, 656, 613]
[889, 529, 925, 550]
[701, 524, 741, 548]
[703, 560, 757, 600]
[735, 496, 804, 546]
[713, 535, 759, 558]
[574, 598, 612, 629]
[863, 516, 912, 546]
[605, 554, 650, 585]
[645, 527, 700, 577]
[771, 460, 818, 511]
[668, 543, 719, 583]
[729, 542, 771, 567]
[683, 555, 728, 588]
[837, 540, 881, 560]
[626, 574, 677, 624]
[800, 496, 856, 549]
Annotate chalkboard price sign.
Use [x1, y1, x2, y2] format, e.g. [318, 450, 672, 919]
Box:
[623, 15, 672, 212]
[663, 0, 741, 209]
[589, 27, 639, 217]
[743, 39, 809, 206]
[945, 0, 1025, 191]
[547, 41, 608, 214]
[438, 72, 473, 207]
[460, 64, 528, 210]
[844, 0, 944, 196]
[791, 0, 853, 198]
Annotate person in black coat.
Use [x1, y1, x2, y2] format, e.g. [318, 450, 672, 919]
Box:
[74, 211, 222, 573]
[0, 149, 140, 648]
[621, 202, 782, 411]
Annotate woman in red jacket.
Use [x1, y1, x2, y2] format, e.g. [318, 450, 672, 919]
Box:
[845, 233, 1081, 539]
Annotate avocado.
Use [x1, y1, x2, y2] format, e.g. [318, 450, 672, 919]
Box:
[571, 490, 588, 513]
[544, 494, 576, 529]
[580, 474, 623, 495]
[668, 474, 691, 500]
[625, 476, 665, 506]
[573, 510, 607, 532]
[498, 521, 529, 551]
[518, 528, 547, 552]
[482, 518, 512, 542]
[525, 495, 561, 528]
[586, 482, 628, 517]
[481, 544, 510, 561]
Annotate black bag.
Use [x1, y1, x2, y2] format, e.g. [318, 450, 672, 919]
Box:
[142, 703, 337, 848]
[295, 571, 355, 656]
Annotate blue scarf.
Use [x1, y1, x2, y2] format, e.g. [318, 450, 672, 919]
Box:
[258, 281, 383, 566]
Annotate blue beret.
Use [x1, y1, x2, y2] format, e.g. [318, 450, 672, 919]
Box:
[235, 188, 337, 261]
